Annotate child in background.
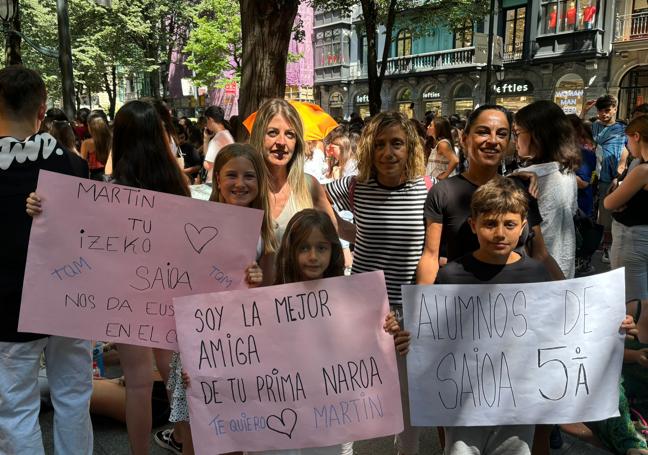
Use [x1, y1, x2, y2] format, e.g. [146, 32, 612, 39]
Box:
[159, 143, 275, 455]
[256, 208, 351, 455]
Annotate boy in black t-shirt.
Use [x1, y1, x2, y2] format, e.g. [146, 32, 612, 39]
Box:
[388, 176, 549, 454]
[437, 176, 548, 455]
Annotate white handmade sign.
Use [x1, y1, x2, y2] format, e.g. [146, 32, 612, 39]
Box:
[402, 269, 626, 426]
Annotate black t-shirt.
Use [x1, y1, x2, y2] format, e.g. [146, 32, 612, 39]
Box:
[436, 253, 552, 285]
[424, 174, 542, 262]
[180, 142, 202, 171]
[0, 133, 88, 342]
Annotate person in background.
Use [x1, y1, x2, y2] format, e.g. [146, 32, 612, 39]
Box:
[514, 100, 580, 278]
[581, 95, 626, 263]
[425, 116, 459, 180]
[174, 119, 202, 184]
[604, 116, 648, 302]
[74, 107, 90, 148]
[202, 106, 234, 183]
[304, 139, 328, 183]
[50, 120, 80, 156]
[80, 115, 111, 181]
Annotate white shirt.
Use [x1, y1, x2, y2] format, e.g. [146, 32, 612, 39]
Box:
[205, 130, 234, 183]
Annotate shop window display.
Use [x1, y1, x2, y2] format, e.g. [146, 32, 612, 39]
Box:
[541, 0, 598, 34]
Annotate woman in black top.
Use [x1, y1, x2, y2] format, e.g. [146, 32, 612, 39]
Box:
[417, 104, 564, 285]
[604, 116, 648, 301]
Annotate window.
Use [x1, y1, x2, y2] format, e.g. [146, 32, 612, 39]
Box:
[504, 7, 526, 60]
[455, 21, 473, 48]
[453, 84, 473, 114]
[542, 0, 598, 34]
[314, 29, 348, 68]
[396, 29, 412, 57]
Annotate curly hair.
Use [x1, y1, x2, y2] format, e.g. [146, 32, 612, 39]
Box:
[355, 111, 425, 183]
[274, 209, 344, 284]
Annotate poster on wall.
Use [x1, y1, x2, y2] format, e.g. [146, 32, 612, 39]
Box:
[554, 74, 585, 115]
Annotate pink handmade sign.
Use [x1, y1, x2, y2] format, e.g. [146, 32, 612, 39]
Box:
[19, 170, 262, 349]
[174, 271, 403, 453]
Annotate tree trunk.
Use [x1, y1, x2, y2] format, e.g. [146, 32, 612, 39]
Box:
[104, 66, 117, 119]
[57, 0, 76, 121]
[239, 0, 299, 119]
[360, 0, 397, 115]
[5, 2, 22, 66]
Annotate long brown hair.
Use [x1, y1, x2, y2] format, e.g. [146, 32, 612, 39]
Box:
[274, 209, 344, 284]
[88, 117, 111, 164]
[112, 100, 189, 197]
[209, 143, 278, 254]
[515, 100, 580, 171]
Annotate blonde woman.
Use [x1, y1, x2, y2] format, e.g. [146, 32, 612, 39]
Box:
[249, 99, 337, 245]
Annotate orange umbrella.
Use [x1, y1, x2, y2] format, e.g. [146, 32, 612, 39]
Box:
[243, 101, 338, 141]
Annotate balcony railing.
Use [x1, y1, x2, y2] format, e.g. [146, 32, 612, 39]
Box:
[615, 11, 648, 42]
[348, 47, 477, 79]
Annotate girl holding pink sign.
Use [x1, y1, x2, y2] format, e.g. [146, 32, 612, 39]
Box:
[164, 143, 273, 455]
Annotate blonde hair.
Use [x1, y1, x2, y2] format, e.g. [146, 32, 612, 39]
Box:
[356, 111, 425, 183]
[209, 143, 278, 254]
[249, 98, 313, 210]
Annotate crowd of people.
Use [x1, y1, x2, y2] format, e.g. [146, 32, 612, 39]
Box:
[2, 64, 648, 455]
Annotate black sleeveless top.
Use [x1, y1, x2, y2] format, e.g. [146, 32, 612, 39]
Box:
[612, 187, 648, 227]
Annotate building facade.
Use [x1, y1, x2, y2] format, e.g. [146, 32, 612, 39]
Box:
[609, 0, 648, 119]
[315, 0, 620, 119]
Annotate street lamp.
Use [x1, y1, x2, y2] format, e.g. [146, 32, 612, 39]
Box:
[0, 0, 75, 120]
[0, 0, 16, 23]
[0, 0, 58, 60]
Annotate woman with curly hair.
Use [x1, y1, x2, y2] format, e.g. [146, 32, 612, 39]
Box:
[325, 111, 430, 455]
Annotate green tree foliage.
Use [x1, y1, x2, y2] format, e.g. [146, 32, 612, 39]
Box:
[20, 0, 193, 117]
[184, 0, 241, 89]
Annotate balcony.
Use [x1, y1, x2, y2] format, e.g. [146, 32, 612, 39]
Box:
[615, 11, 648, 42]
[347, 47, 477, 80]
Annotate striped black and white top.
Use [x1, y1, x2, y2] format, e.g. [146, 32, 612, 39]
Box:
[325, 176, 430, 308]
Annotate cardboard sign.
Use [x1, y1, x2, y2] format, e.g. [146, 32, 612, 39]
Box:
[19, 170, 263, 349]
[174, 271, 403, 453]
[402, 269, 626, 426]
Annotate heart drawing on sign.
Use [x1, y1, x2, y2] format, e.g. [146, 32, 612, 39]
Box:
[184, 223, 219, 254]
[266, 408, 298, 439]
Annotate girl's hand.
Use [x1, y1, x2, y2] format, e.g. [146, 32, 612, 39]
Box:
[394, 331, 411, 356]
[245, 262, 263, 288]
[26, 192, 42, 217]
[620, 314, 638, 339]
[383, 312, 401, 335]
[181, 369, 191, 389]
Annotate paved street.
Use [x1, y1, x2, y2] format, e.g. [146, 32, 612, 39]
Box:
[40, 253, 615, 454]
